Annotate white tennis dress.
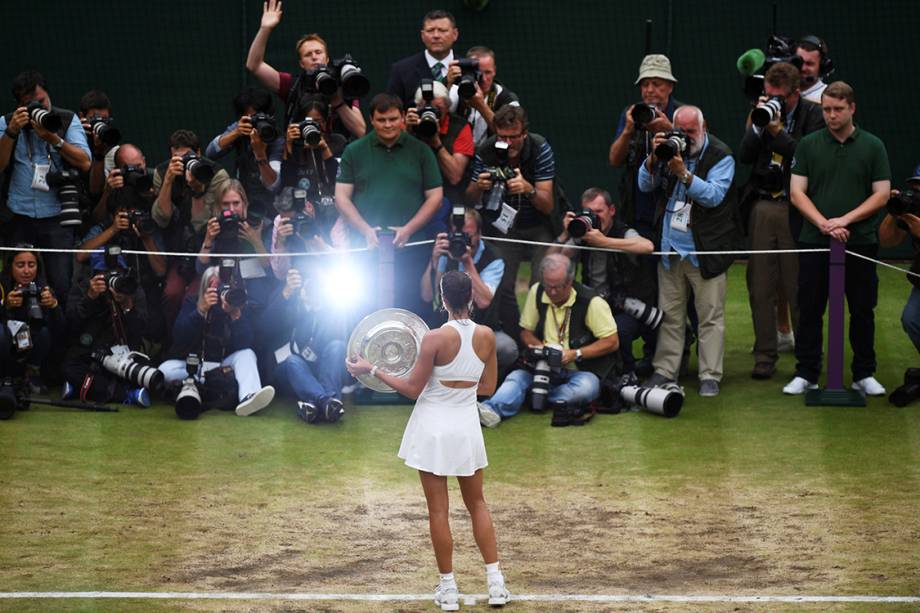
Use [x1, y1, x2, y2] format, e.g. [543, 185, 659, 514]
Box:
[398, 319, 488, 477]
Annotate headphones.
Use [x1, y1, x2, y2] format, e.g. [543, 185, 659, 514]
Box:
[796, 34, 835, 78]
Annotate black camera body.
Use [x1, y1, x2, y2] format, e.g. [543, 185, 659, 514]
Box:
[525, 345, 564, 412]
[249, 113, 279, 142]
[125, 208, 156, 236]
[180, 151, 216, 185]
[415, 78, 440, 140]
[47, 168, 83, 227]
[305, 54, 370, 99]
[289, 211, 317, 240]
[98, 245, 138, 295]
[19, 282, 44, 320]
[215, 209, 241, 253]
[121, 164, 153, 192]
[568, 209, 600, 240]
[447, 205, 470, 259]
[456, 58, 481, 99]
[25, 100, 61, 132]
[87, 115, 121, 147]
[630, 103, 656, 130]
[888, 188, 920, 217]
[218, 258, 247, 309]
[654, 130, 689, 161]
[295, 118, 323, 147]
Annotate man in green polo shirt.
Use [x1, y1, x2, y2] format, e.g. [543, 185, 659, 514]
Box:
[335, 93, 443, 312]
[785, 81, 891, 396]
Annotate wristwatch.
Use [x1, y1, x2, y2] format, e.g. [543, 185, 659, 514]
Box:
[680, 170, 692, 185]
[52, 137, 64, 151]
[575, 349, 583, 362]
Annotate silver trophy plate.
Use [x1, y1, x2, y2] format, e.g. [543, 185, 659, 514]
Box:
[347, 308, 430, 393]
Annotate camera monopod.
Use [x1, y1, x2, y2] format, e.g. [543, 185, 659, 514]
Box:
[28, 397, 119, 412]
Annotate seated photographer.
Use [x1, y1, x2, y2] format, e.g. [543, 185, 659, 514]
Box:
[77, 144, 167, 343]
[198, 180, 277, 316]
[420, 207, 518, 374]
[0, 246, 65, 394]
[477, 254, 619, 428]
[205, 87, 284, 219]
[158, 264, 275, 417]
[245, 0, 365, 139]
[152, 129, 230, 329]
[549, 188, 654, 378]
[879, 172, 920, 405]
[406, 80, 474, 209]
[61, 248, 153, 406]
[446, 46, 520, 148]
[465, 104, 557, 342]
[258, 267, 347, 424]
[278, 97, 345, 242]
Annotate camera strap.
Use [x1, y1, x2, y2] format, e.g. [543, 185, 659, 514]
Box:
[109, 298, 128, 346]
[549, 305, 571, 346]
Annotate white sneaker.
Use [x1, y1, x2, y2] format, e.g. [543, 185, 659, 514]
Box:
[434, 584, 459, 611]
[488, 579, 510, 606]
[852, 376, 886, 396]
[235, 386, 275, 416]
[783, 376, 818, 395]
[478, 401, 501, 428]
[777, 330, 795, 353]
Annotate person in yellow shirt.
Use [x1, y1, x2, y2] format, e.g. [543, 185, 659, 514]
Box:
[477, 253, 619, 427]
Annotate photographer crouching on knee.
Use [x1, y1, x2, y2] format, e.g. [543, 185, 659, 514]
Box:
[61, 246, 157, 406]
[880, 171, 920, 406]
[0, 246, 65, 394]
[158, 262, 274, 419]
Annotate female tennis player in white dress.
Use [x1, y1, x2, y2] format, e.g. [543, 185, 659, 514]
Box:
[346, 271, 511, 610]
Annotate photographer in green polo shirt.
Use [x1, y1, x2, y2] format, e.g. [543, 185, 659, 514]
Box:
[335, 93, 443, 314]
[785, 81, 891, 397]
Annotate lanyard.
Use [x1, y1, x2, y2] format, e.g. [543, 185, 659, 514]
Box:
[549, 304, 570, 345]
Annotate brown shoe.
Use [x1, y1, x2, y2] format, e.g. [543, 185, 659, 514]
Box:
[751, 362, 776, 380]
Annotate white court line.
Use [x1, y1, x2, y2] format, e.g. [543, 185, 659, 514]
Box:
[0, 592, 918, 603]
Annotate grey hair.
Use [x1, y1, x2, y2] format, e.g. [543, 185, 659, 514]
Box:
[197, 266, 221, 304]
[673, 104, 705, 135]
[539, 253, 575, 283]
[414, 80, 450, 105]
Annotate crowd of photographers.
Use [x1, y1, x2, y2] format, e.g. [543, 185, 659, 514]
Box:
[3, 6, 920, 423]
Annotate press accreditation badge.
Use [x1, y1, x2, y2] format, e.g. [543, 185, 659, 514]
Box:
[491, 202, 517, 235]
[31, 164, 51, 192]
[669, 201, 691, 233]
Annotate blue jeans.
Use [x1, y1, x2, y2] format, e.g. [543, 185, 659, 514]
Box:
[483, 367, 600, 419]
[272, 340, 347, 404]
[902, 286, 920, 354]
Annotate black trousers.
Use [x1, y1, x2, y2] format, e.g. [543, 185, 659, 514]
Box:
[794, 243, 879, 382]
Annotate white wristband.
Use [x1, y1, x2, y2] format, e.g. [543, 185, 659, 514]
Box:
[370, 365, 379, 378]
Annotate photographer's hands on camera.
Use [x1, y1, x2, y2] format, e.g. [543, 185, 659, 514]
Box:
[86, 273, 133, 311]
[432, 231, 472, 265]
[5, 286, 57, 311]
[560, 211, 605, 247]
[475, 168, 532, 197]
[5, 105, 61, 147]
[649, 132, 688, 178]
[624, 104, 673, 137]
[196, 285, 241, 321]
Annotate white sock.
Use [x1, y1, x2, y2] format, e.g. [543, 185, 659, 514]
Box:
[485, 562, 503, 583]
[439, 572, 456, 587]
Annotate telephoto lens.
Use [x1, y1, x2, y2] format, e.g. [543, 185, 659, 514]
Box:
[620, 383, 683, 418]
[181, 152, 216, 184]
[567, 210, 599, 240]
[25, 101, 62, 132]
[630, 103, 656, 129]
[89, 116, 121, 147]
[751, 96, 785, 128]
[298, 119, 323, 147]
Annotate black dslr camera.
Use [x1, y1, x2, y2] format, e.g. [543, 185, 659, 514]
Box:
[456, 58, 481, 99]
[305, 54, 370, 99]
[215, 209, 241, 253]
[415, 79, 440, 140]
[568, 209, 600, 240]
[484, 141, 517, 213]
[218, 258, 247, 309]
[751, 96, 785, 128]
[121, 164, 153, 192]
[288, 211, 317, 240]
[20, 282, 44, 321]
[248, 112, 279, 142]
[86, 115, 121, 147]
[742, 34, 804, 101]
[98, 245, 138, 295]
[630, 103, 656, 130]
[447, 206, 470, 259]
[125, 208, 156, 237]
[47, 168, 83, 228]
[654, 130, 688, 161]
[524, 345, 564, 412]
[295, 118, 323, 147]
[887, 188, 920, 217]
[180, 151, 215, 185]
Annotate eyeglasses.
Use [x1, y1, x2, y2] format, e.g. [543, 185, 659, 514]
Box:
[496, 132, 524, 141]
[543, 280, 571, 292]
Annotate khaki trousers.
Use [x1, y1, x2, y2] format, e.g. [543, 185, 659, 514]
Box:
[653, 256, 727, 381]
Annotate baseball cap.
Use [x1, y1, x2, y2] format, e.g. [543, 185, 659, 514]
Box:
[635, 54, 677, 85]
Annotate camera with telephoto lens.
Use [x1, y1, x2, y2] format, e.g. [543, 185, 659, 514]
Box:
[654, 129, 688, 161]
[46, 168, 83, 227]
[887, 188, 920, 217]
[415, 78, 440, 139]
[218, 258, 247, 309]
[305, 54, 370, 99]
[525, 344, 564, 412]
[620, 383, 684, 418]
[99, 245, 138, 295]
[175, 354, 203, 420]
[456, 58, 481, 99]
[751, 95, 785, 128]
[568, 209, 600, 240]
[121, 164, 153, 192]
[19, 282, 44, 321]
[25, 100, 62, 132]
[630, 103, 656, 130]
[86, 115, 121, 147]
[92, 344, 164, 392]
[484, 140, 516, 212]
[612, 294, 663, 329]
[180, 151, 215, 185]
[248, 112, 279, 142]
[447, 206, 470, 259]
[741, 35, 804, 101]
[295, 118, 323, 147]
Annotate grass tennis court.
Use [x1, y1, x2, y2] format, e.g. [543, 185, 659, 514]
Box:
[2, 263, 919, 612]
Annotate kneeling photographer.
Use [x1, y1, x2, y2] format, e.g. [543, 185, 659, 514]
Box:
[158, 262, 275, 419]
[198, 180, 277, 316]
[76, 144, 167, 345]
[880, 173, 920, 406]
[550, 188, 655, 380]
[258, 267, 347, 424]
[476, 254, 619, 428]
[0, 246, 65, 394]
[420, 207, 518, 374]
[61, 246, 156, 406]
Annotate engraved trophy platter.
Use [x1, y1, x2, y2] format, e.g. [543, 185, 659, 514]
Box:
[347, 308, 430, 393]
